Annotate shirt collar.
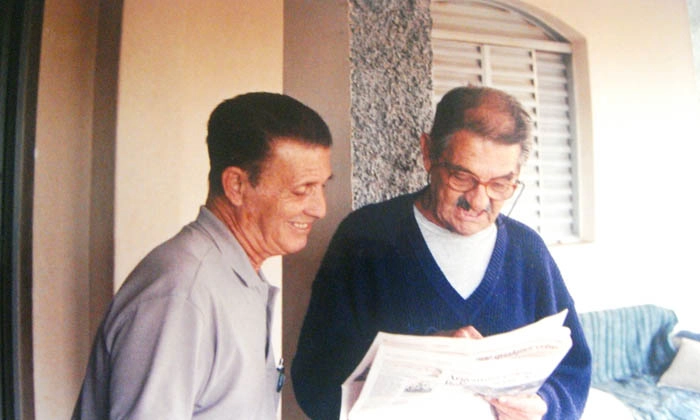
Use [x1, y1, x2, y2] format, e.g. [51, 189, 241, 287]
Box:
[195, 206, 264, 288]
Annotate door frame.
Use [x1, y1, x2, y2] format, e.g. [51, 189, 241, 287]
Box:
[1, 0, 44, 418]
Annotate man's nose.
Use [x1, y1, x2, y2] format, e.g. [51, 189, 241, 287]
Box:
[307, 187, 327, 219]
[465, 184, 491, 212]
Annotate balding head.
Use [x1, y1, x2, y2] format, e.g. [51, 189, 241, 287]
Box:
[427, 86, 532, 167]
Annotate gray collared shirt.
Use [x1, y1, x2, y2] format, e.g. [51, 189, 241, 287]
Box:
[73, 207, 280, 419]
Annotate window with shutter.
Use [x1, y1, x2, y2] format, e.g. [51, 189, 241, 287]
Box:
[431, 0, 581, 244]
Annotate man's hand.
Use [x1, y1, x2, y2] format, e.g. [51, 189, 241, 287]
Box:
[486, 394, 547, 420]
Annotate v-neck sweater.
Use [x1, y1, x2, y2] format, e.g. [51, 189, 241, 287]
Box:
[413, 205, 497, 299]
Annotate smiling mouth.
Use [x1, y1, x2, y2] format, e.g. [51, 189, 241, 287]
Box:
[290, 221, 311, 230]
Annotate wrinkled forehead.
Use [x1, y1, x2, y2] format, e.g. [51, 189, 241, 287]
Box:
[444, 129, 522, 169]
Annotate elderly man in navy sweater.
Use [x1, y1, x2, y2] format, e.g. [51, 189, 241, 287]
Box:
[292, 86, 591, 420]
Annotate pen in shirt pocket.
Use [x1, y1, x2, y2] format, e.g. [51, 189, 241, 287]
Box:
[276, 357, 285, 392]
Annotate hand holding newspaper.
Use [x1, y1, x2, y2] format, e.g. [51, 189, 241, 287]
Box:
[340, 310, 572, 420]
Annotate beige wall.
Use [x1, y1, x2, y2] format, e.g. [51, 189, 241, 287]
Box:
[517, 0, 700, 327]
[115, 0, 284, 287]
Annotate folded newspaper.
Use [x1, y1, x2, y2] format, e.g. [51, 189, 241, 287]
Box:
[340, 310, 572, 420]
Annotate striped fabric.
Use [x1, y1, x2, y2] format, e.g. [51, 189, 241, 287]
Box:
[579, 305, 678, 384]
[580, 305, 700, 419]
[595, 375, 700, 420]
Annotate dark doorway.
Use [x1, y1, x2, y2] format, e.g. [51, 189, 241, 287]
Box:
[1, 0, 44, 419]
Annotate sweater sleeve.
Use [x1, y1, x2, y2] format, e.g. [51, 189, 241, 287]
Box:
[537, 307, 592, 420]
[531, 244, 592, 420]
[495, 218, 591, 420]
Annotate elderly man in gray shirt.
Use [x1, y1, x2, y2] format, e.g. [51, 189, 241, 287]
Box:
[72, 92, 333, 419]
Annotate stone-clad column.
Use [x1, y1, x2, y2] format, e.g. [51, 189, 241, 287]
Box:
[349, 0, 433, 208]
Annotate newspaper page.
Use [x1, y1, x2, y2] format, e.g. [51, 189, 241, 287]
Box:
[340, 310, 572, 420]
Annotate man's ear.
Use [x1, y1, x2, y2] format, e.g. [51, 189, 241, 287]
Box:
[420, 133, 433, 172]
[221, 166, 247, 206]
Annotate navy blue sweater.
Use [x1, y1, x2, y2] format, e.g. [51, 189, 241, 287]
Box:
[292, 191, 591, 419]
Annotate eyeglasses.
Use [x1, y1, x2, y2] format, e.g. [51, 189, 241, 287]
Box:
[432, 161, 521, 201]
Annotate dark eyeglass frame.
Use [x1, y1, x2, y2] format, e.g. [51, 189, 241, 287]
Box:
[432, 161, 522, 201]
